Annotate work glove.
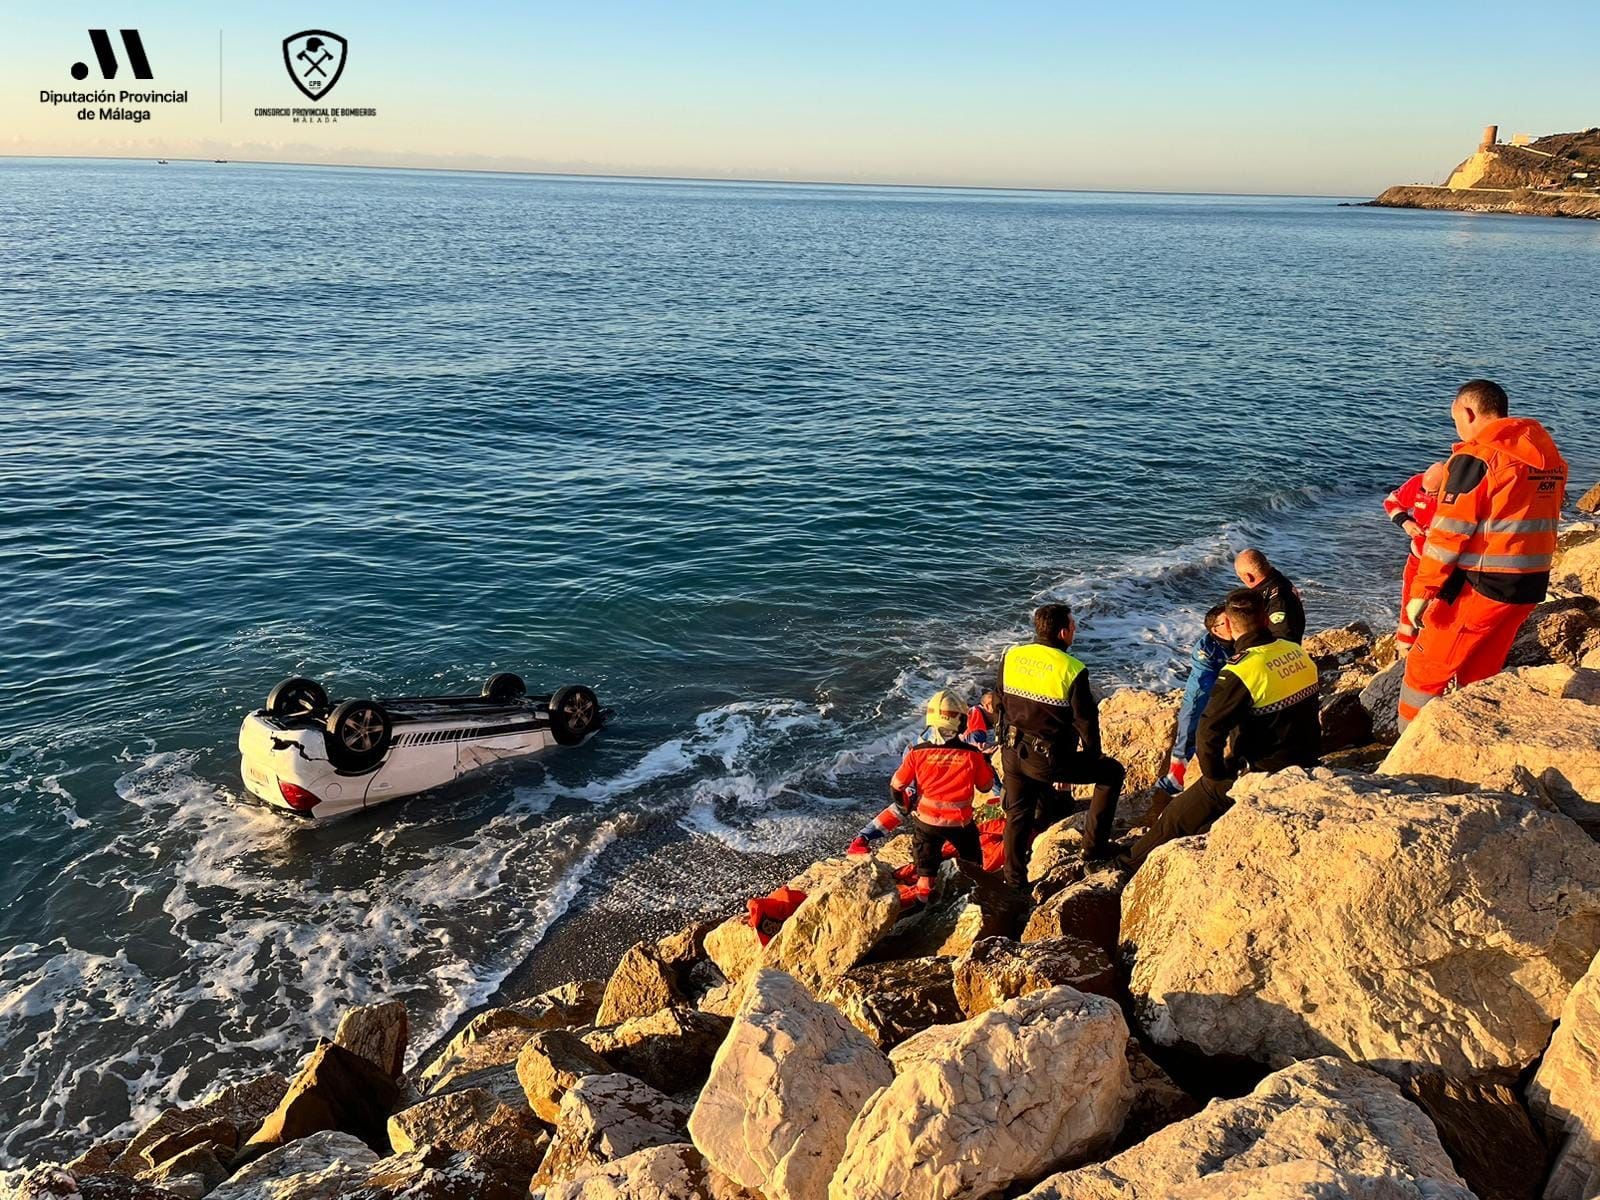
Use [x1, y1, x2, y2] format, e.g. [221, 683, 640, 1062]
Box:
[1404, 596, 1429, 631]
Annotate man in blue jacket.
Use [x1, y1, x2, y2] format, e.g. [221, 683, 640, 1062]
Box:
[1155, 604, 1232, 799]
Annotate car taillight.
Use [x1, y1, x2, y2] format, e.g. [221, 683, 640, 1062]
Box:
[278, 781, 321, 812]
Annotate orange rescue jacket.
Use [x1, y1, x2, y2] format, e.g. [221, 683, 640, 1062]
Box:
[890, 737, 996, 828]
[1416, 417, 1568, 606]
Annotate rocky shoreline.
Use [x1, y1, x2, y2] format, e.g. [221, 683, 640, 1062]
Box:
[1366, 186, 1600, 221]
[6, 502, 1600, 1200]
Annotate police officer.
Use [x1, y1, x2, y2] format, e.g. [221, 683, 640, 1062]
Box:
[1126, 588, 1320, 867]
[997, 603, 1126, 885]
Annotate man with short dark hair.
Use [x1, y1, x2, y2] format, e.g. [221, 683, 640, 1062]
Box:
[1125, 588, 1320, 867]
[1234, 549, 1306, 644]
[1155, 603, 1234, 799]
[1399, 380, 1568, 730]
[996, 603, 1126, 884]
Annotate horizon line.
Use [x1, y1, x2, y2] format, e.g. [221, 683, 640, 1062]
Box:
[0, 152, 1370, 203]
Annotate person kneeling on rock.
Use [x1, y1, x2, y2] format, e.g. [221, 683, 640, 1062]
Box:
[851, 690, 997, 911]
[1125, 588, 1320, 869]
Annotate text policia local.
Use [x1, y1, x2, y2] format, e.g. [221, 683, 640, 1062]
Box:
[41, 89, 188, 122]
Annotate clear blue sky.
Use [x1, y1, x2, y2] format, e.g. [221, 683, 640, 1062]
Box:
[5, 1, 1596, 193]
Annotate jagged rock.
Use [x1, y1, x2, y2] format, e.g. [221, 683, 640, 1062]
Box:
[934, 900, 987, 957]
[208, 1130, 378, 1200]
[387, 1086, 548, 1174]
[519, 1030, 616, 1122]
[534, 1142, 754, 1199]
[1400, 1073, 1545, 1200]
[1303, 622, 1377, 668]
[1122, 768, 1600, 1080]
[1358, 658, 1405, 742]
[1529, 950, 1600, 1200]
[822, 957, 963, 1049]
[1318, 689, 1373, 754]
[351, 1145, 529, 1200]
[1022, 867, 1125, 956]
[1378, 665, 1600, 833]
[1069, 689, 1178, 806]
[109, 1074, 288, 1176]
[1027, 819, 1088, 891]
[702, 917, 762, 989]
[240, 1041, 401, 1160]
[582, 1007, 731, 1094]
[67, 1140, 128, 1176]
[696, 983, 741, 1018]
[871, 833, 917, 871]
[1508, 597, 1600, 669]
[532, 1073, 690, 1190]
[1118, 1041, 1198, 1150]
[142, 1120, 238, 1171]
[1018, 1056, 1472, 1199]
[829, 987, 1132, 1200]
[74, 1175, 188, 1199]
[144, 1145, 227, 1198]
[1553, 533, 1600, 598]
[656, 922, 716, 968]
[333, 1001, 408, 1079]
[598, 943, 687, 1027]
[418, 983, 604, 1093]
[757, 857, 901, 997]
[1, 1167, 82, 1198]
[1577, 483, 1600, 515]
[690, 969, 893, 1200]
[953, 937, 1117, 1018]
[863, 865, 974, 962]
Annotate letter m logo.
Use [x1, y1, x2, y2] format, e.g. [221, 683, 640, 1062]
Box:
[81, 29, 153, 80]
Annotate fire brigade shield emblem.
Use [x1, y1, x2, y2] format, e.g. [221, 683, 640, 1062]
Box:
[283, 30, 348, 101]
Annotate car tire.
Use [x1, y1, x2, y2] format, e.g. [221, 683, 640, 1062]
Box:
[324, 700, 392, 772]
[266, 676, 329, 718]
[482, 672, 527, 702]
[548, 685, 601, 746]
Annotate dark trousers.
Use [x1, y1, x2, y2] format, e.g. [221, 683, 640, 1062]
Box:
[1001, 748, 1125, 887]
[1128, 775, 1234, 868]
[910, 816, 980, 878]
[910, 816, 1023, 937]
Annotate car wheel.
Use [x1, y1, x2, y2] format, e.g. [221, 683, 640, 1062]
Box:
[325, 700, 392, 771]
[266, 676, 328, 718]
[482, 672, 527, 702]
[548, 685, 601, 746]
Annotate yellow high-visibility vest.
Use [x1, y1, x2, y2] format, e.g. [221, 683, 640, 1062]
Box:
[1002, 643, 1085, 708]
[1222, 641, 1319, 713]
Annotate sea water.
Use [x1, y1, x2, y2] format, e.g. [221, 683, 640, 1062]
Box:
[1, 159, 1597, 1163]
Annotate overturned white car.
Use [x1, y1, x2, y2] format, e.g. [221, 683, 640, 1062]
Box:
[238, 673, 604, 819]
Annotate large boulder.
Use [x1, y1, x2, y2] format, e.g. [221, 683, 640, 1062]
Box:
[597, 943, 687, 1027]
[387, 1086, 549, 1176]
[207, 1130, 378, 1200]
[1576, 484, 1600, 516]
[1303, 622, 1378, 670]
[1378, 665, 1600, 833]
[1529, 950, 1600, 1200]
[582, 1007, 732, 1094]
[828, 987, 1132, 1200]
[822, 957, 963, 1049]
[108, 1074, 288, 1178]
[1022, 867, 1126, 956]
[1068, 689, 1178, 809]
[702, 918, 763, 990]
[1318, 689, 1374, 754]
[355, 1144, 530, 1200]
[1553, 532, 1600, 597]
[238, 1041, 401, 1161]
[332, 1001, 408, 1079]
[532, 1074, 690, 1190]
[953, 937, 1117, 1018]
[1122, 768, 1600, 1079]
[1018, 1056, 1472, 1199]
[418, 983, 603, 1093]
[1508, 598, 1600, 670]
[756, 858, 901, 997]
[1358, 659, 1406, 742]
[690, 969, 893, 1200]
[519, 1030, 616, 1122]
[533, 1142, 753, 1200]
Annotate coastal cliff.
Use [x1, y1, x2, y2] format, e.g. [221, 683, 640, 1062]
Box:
[1369, 127, 1600, 220]
[6, 505, 1600, 1200]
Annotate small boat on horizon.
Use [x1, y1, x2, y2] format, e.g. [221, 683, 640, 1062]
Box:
[157, 159, 168, 164]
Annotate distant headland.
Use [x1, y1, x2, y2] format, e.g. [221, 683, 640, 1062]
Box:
[1367, 125, 1600, 219]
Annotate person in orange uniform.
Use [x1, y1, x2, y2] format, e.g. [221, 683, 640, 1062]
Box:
[1399, 380, 1568, 731]
[1382, 461, 1447, 654]
[885, 690, 997, 907]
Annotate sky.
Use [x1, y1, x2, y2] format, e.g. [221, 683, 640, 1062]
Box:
[3, 1, 1597, 195]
